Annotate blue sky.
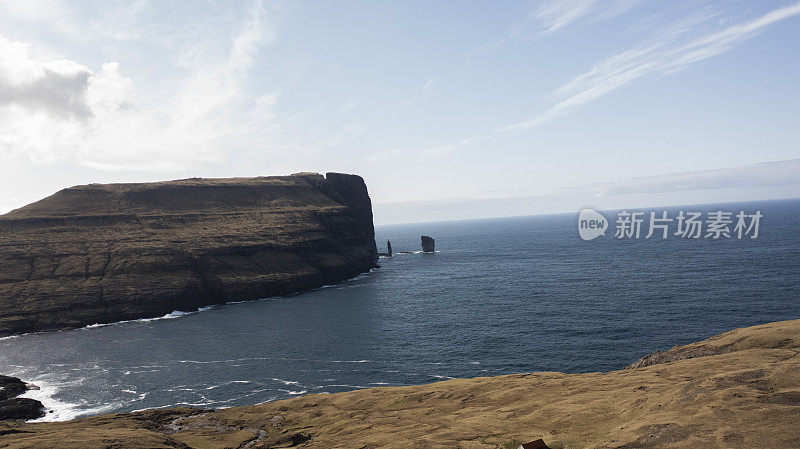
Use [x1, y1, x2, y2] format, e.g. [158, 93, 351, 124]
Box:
[0, 0, 799, 223]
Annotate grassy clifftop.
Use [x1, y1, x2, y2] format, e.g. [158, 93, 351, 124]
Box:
[0, 173, 378, 336]
[2, 319, 799, 448]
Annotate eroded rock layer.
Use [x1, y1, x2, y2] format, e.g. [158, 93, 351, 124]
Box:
[0, 173, 378, 336]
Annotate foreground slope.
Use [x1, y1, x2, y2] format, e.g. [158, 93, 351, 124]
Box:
[0, 173, 378, 336]
[2, 319, 799, 448]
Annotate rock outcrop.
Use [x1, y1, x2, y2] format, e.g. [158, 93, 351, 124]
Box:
[421, 235, 435, 252]
[0, 173, 378, 336]
[0, 375, 45, 421]
[378, 240, 392, 257]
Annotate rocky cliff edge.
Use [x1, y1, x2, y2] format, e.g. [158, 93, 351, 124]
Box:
[0, 172, 378, 336]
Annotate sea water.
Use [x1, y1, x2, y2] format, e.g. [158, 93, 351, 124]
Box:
[1, 199, 798, 421]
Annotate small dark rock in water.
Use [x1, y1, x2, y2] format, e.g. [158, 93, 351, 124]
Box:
[421, 235, 435, 253]
[0, 398, 46, 421]
[0, 375, 46, 420]
[0, 375, 28, 401]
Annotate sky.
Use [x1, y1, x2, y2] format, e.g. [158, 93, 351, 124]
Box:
[0, 0, 799, 224]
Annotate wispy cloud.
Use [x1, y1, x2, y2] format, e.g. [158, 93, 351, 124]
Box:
[569, 159, 800, 197]
[469, 0, 640, 59]
[0, 0, 284, 171]
[499, 2, 800, 133]
[537, 0, 601, 35]
[373, 158, 800, 224]
[432, 1, 800, 157]
[403, 76, 438, 106]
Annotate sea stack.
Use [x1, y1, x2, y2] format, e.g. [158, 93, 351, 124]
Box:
[421, 235, 435, 252]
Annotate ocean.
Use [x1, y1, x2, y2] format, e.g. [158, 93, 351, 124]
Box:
[1, 199, 798, 421]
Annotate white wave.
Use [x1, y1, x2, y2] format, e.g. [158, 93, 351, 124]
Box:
[139, 305, 215, 322]
[279, 389, 308, 395]
[19, 379, 121, 423]
[205, 380, 252, 390]
[321, 384, 368, 389]
[270, 378, 300, 386]
[81, 305, 216, 330]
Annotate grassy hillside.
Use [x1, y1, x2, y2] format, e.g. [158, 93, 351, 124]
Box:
[2, 319, 799, 448]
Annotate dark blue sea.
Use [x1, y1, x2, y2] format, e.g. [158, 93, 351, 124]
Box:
[1, 199, 798, 421]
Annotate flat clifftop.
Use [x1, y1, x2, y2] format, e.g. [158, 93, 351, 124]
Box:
[3, 173, 351, 218]
[2, 319, 799, 448]
[0, 172, 378, 336]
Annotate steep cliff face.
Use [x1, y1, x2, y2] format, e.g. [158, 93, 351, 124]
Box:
[0, 173, 378, 336]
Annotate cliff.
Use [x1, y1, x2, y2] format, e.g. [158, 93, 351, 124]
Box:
[2, 319, 799, 448]
[0, 173, 378, 336]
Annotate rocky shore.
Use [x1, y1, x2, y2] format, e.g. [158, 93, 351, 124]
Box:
[0, 375, 45, 421]
[0, 173, 378, 336]
[1, 318, 798, 448]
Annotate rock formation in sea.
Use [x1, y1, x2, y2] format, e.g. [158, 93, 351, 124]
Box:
[378, 239, 393, 257]
[0, 173, 378, 336]
[421, 235, 435, 252]
[0, 375, 45, 421]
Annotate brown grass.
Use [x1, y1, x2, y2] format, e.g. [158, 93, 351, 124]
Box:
[2, 319, 799, 448]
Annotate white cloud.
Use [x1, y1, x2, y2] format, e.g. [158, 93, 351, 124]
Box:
[0, 0, 283, 172]
[0, 37, 92, 119]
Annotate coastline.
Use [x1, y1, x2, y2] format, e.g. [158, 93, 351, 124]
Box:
[0, 173, 379, 336]
[3, 318, 799, 448]
[1, 268, 381, 422]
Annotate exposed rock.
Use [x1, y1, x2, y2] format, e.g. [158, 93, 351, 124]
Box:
[0, 398, 45, 421]
[0, 375, 28, 401]
[0, 173, 378, 336]
[378, 239, 393, 257]
[421, 235, 435, 252]
[0, 376, 45, 421]
[518, 439, 550, 449]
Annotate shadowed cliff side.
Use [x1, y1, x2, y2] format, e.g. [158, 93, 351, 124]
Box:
[0, 172, 378, 336]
